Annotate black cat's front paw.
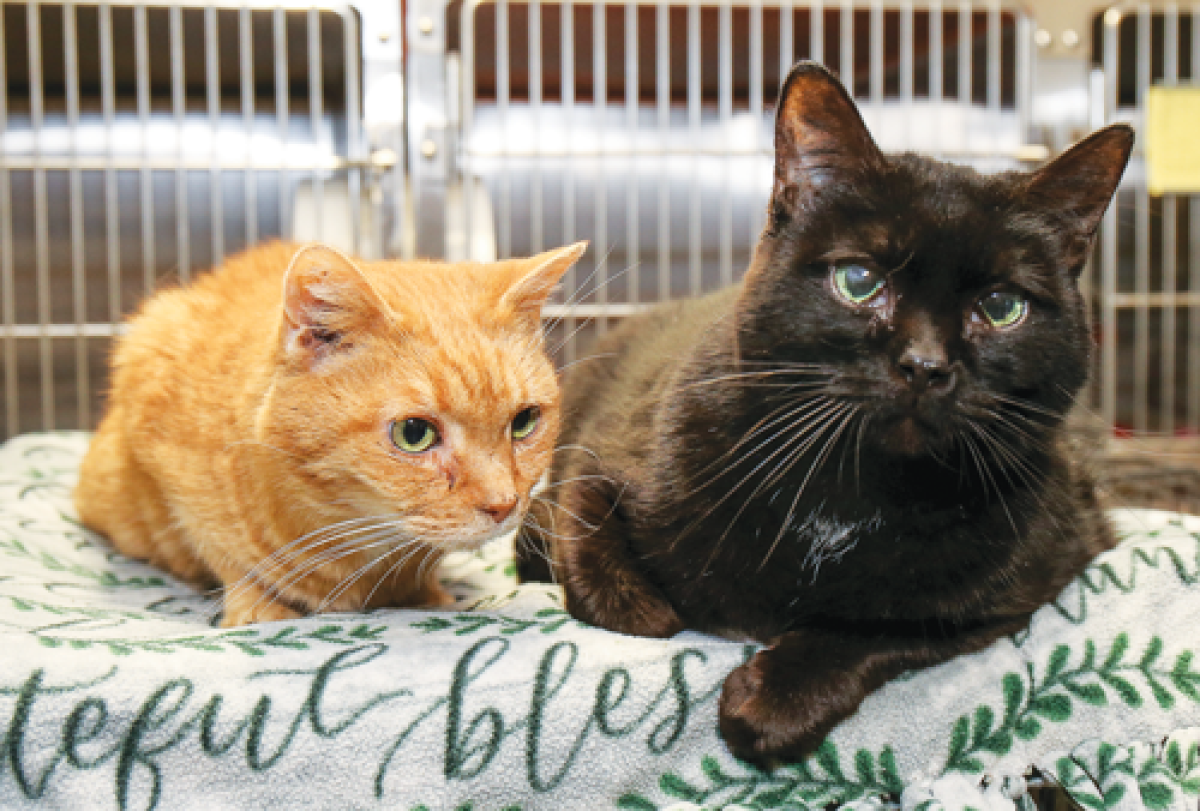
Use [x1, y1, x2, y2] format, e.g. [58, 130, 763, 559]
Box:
[566, 576, 685, 638]
[718, 647, 846, 768]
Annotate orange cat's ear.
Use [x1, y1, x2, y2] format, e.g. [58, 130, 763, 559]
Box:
[280, 244, 385, 362]
[499, 241, 588, 324]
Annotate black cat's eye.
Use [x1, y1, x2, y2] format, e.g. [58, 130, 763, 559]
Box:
[832, 264, 885, 305]
[979, 291, 1028, 329]
[391, 418, 439, 453]
[511, 407, 540, 441]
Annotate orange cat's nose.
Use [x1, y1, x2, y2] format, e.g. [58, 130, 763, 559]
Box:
[481, 496, 518, 524]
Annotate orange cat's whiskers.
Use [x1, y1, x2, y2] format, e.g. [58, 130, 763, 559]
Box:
[241, 530, 424, 620]
[317, 536, 429, 613]
[225, 515, 402, 593]
[211, 518, 410, 622]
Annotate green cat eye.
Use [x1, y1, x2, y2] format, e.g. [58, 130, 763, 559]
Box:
[979, 291, 1028, 328]
[392, 418, 439, 453]
[833, 264, 885, 305]
[511, 407, 540, 441]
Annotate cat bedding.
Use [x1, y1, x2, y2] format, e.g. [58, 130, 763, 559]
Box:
[1, 432, 1198, 810]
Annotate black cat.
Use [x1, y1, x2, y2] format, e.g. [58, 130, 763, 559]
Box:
[520, 61, 1130, 766]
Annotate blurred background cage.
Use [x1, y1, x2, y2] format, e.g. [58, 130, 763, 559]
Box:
[2, 0, 1199, 511]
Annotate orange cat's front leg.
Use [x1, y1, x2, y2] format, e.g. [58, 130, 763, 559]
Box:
[416, 578, 456, 608]
[211, 557, 305, 627]
[220, 585, 304, 627]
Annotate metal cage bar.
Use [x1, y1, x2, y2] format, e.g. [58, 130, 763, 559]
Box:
[0, 1, 397, 439]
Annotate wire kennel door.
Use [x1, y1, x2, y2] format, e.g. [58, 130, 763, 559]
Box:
[418, 0, 1039, 363]
[1093, 1, 1200, 437]
[0, 1, 403, 441]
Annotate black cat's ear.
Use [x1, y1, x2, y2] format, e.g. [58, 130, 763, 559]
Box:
[771, 61, 883, 216]
[280, 244, 386, 362]
[1023, 124, 1134, 276]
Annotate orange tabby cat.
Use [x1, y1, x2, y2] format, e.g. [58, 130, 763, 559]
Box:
[75, 240, 585, 626]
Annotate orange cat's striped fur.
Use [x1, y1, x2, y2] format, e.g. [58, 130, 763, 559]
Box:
[75, 241, 585, 626]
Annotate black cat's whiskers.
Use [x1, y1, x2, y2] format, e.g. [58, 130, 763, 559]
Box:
[556, 353, 619, 375]
[757, 402, 861, 573]
[852, 412, 872, 495]
[530, 492, 605, 533]
[959, 423, 1019, 536]
[753, 400, 855, 498]
[690, 396, 851, 569]
[672, 395, 840, 532]
[552, 443, 605, 462]
[674, 364, 830, 393]
[538, 472, 623, 493]
[965, 419, 1082, 541]
[541, 245, 622, 336]
[543, 256, 638, 354]
[981, 408, 1057, 456]
[677, 392, 837, 495]
[990, 391, 1069, 423]
[516, 511, 566, 585]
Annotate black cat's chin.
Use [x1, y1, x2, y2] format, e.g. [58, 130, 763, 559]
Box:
[874, 413, 949, 458]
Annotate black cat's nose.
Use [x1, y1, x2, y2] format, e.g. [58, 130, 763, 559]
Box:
[897, 348, 957, 395]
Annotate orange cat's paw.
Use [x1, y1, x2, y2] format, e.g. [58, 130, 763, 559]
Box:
[421, 581, 457, 608]
[220, 597, 304, 627]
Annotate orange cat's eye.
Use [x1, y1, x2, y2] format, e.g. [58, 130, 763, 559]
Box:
[391, 418, 439, 453]
[511, 407, 540, 441]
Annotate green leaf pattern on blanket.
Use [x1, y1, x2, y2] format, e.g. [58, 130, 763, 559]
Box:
[0, 535, 166, 588]
[621, 632, 1200, 810]
[619, 743, 905, 810]
[1051, 532, 1200, 625]
[1055, 737, 1200, 811]
[411, 607, 582, 636]
[32, 623, 389, 656]
[944, 635, 1200, 774]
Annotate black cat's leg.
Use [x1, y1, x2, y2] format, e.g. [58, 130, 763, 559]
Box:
[718, 618, 1028, 766]
[559, 472, 685, 639]
[515, 498, 557, 583]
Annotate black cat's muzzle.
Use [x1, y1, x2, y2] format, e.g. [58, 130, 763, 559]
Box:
[870, 380, 966, 457]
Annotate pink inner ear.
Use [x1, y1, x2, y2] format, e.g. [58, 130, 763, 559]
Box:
[285, 276, 336, 329]
[282, 269, 360, 361]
